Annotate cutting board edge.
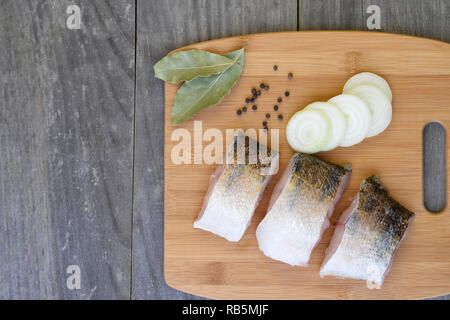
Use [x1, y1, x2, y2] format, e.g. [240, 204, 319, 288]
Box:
[167, 30, 450, 55]
[163, 31, 450, 300]
[162, 267, 450, 300]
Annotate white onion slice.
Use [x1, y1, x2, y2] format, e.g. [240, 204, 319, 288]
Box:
[286, 108, 332, 154]
[347, 85, 392, 137]
[343, 72, 392, 102]
[328, 94, 371, 147]
[305, 102, 347, 151]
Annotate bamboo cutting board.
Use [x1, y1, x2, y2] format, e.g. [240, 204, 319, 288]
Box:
[163, 32, 450, 299]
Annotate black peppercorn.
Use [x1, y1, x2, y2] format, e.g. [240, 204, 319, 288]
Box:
[278, 114, 283, 120]
[259, 83, 265, 89]
[237, 109, 242, 115]
[273, 65, 278, 71]
[242, 106, 247, 112]
[250, 97, 255, 103]
[251, 88, 257, 95]
[264, 85, 269, 91]
[252, 105, 257, 111]
[262, 121, 267, 126]
[285, 91, 290, 97]
[245, 98, 250, 103]
[274, 105, 278, 111]
[288, 72, 293, 79]
[277, 97, 282, 103]
[256, 90, 261, 96]
[266, 113, 270, 119]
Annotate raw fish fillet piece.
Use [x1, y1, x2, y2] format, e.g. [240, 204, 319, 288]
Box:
[320, 176, 415, 286]
[194, 133, 279, 242]
[256, 153, 351, 266]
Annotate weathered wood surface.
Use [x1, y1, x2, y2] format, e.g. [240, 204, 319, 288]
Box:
[0, 0, 448, 300]
[0, 0, 135, 299]
[132, 0, 298, 300]
[423, 123, 446, 214]
[299, 0, 450, 42]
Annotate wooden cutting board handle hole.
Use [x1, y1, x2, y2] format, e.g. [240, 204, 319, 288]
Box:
[423, 122, 447, 214]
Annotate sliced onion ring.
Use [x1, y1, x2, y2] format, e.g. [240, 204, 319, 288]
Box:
[286, 107, 332, 154]
[343, 72, 392, 102]
[306, 102, 347, 151]
[328, 94, 371, 147]
[347, 85, 392, 138]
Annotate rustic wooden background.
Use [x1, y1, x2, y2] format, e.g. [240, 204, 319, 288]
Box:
[0, 0, 448, 300]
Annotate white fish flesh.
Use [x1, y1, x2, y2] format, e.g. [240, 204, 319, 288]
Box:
[320, 176, 415, 286]
[256, 153, 351, 266]
[194, 133, 279, 242]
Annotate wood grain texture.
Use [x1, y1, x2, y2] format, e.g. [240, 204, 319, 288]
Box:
[0, 0, 135, 299]
[299, 0, 450, 42]
[164, 32, 450, 299]
[299, 0, 365, 30]
[423, 123, 446, 213]
[132, 0, 298, 300]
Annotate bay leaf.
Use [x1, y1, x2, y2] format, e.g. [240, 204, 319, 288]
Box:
[170, 47, 245, 125]
[154, 49, 236, 83]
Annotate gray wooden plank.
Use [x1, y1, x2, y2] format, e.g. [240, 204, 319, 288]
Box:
[423, 122, 446, 213]
[132, 0, 297, 300]
[0, 0, 135, 299]
[299, 0, 450, 300]
[423, 122, 448, 300]
[299, 0, 365, 30]
[299, 0, 450, 41]
[382, 0, 450, 42]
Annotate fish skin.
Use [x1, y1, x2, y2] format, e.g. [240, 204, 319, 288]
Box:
[288, 153, 350, 200]
[194, 133, 279, 242]
[320, 175, 415, 286]
[257, 153, 351, 266]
